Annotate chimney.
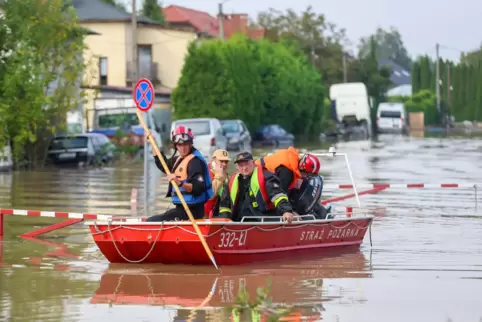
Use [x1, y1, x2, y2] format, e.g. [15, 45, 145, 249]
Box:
[227, 13, 248, 35]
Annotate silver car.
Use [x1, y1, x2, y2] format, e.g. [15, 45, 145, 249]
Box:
[221, 119, 252, 152]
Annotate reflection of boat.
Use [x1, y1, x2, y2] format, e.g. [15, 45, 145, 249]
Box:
[87, 215, 373, 265]
[90, 249, 370, 321]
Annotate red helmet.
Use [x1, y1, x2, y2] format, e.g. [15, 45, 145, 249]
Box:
[171, 125, 194, 144]
[299, 154, 321, 176]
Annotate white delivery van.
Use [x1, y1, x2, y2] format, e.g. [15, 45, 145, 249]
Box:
[170, 118, 228, 158]
[329, 82, 372, 139]
[376, 102, 408, 134]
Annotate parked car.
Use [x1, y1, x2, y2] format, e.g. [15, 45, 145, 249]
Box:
[252, 125, 295, 147]
[46, 133, 115, 166]
[376, 102, 408, 134]
[170, 118, 228, 158]
[220, 119, 252, 152]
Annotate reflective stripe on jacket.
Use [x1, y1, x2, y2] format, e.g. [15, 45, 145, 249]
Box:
[219, 164, 288, 214]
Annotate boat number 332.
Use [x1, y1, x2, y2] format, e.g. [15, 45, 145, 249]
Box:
[218, 231, 248, 248]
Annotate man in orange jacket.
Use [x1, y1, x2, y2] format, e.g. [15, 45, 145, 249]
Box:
[256, 147, 331, 219]
[204, 149, 230, 218]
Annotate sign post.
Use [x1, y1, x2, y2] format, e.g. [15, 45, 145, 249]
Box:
[132, 78, 219, 270]
[133, 78, 154, 215]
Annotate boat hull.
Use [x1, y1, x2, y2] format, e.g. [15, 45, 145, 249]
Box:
[87, 216, 373, 265]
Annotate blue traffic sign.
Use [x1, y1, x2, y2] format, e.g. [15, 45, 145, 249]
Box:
[133, 78, 155, 111]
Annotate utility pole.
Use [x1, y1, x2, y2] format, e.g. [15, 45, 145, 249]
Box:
[342, 51, 347, 83]
[435, 43, 441, 113]
[131, 0, 138, 81]
[446, 63, 451, 131]
[131, 0, 148, 214]
[218, 2, 224, 40]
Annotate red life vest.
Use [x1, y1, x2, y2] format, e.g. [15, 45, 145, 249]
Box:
[228, 164, 274, 212]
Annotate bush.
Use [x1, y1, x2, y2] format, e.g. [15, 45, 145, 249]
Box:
[172, 34, 325, 136]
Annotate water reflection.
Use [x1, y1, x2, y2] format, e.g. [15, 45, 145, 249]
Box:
[90, 249, 370, 321]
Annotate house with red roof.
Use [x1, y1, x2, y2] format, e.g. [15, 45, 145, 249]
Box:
[163, 5, 265, 40]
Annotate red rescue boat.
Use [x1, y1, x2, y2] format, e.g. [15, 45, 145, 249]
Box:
[86, 213, 373, 265]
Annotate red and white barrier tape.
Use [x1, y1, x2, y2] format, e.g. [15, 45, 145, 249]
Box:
[0, 209, 146, 222]
[325, 183, 478, 189]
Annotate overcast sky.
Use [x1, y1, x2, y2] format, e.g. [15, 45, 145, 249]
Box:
[125, 0, 482, 62]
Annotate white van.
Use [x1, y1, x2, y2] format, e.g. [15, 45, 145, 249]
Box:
[170, 118, 228, 158]
[376, 102, 408, 134]
[329, 82, 372, 138]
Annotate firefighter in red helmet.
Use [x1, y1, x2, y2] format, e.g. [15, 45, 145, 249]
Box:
[145, 125, 214, 222]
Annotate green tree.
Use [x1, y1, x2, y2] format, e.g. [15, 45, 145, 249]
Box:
[0, 0, 89, 168]
[460, 44, 482, 66]
[348, 36, 392, 130]
[255, 6, 349, 87]
[359, 27, 412, 70]
[172, 34, 324, 137]
[410, 54, 482, 123]
[142, 0, 165, 25]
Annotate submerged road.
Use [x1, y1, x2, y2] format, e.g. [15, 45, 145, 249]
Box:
[0, 134, 481, 322]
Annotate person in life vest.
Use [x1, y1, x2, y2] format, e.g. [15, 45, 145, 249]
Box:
[256, 147, 331, 219]
[145, 125, 214, 222]
[204, 149, 231, 218]
[216, 151, 296, 223]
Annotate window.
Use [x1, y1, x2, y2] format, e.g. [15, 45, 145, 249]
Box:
[98, 113, 139, 128]
[380, 111, 401, 118]
[221, 121, 240, 133]
[138, 45, 152, 78]
[48, 136, 88, 150]
[99, 57, 108, 85]
[175, 121, 211, 136]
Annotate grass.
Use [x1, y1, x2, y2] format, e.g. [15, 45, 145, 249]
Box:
[225, 278, 292, 322]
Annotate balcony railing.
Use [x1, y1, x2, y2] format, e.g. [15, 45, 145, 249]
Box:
[126, 61, 159, 83]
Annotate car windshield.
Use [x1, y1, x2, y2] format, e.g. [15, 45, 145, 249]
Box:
[48, 136, 88, 150]
[175, 121, 211, 136]
[380, 111, 401, 118]
[98, 113, 139, 128]
[221, 121, 240, 133]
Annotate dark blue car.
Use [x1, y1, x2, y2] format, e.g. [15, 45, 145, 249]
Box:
[252, 125, 295, 147]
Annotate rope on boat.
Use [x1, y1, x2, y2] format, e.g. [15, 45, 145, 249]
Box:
[97, 221, 372, 263]
[94, 219, 372, 239]
[98, 219, 372, 263]
[107, 221, 164, 264]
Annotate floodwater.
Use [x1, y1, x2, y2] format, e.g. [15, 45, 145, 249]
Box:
[1, 135, 482, 322]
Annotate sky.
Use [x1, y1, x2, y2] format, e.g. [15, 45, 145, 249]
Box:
[124, 0, 482, 62]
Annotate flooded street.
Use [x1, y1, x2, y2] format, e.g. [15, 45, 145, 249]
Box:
[1, 135, 482, 322]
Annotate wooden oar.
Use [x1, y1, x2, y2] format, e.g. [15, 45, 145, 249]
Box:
[133, 79, 219, 270]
